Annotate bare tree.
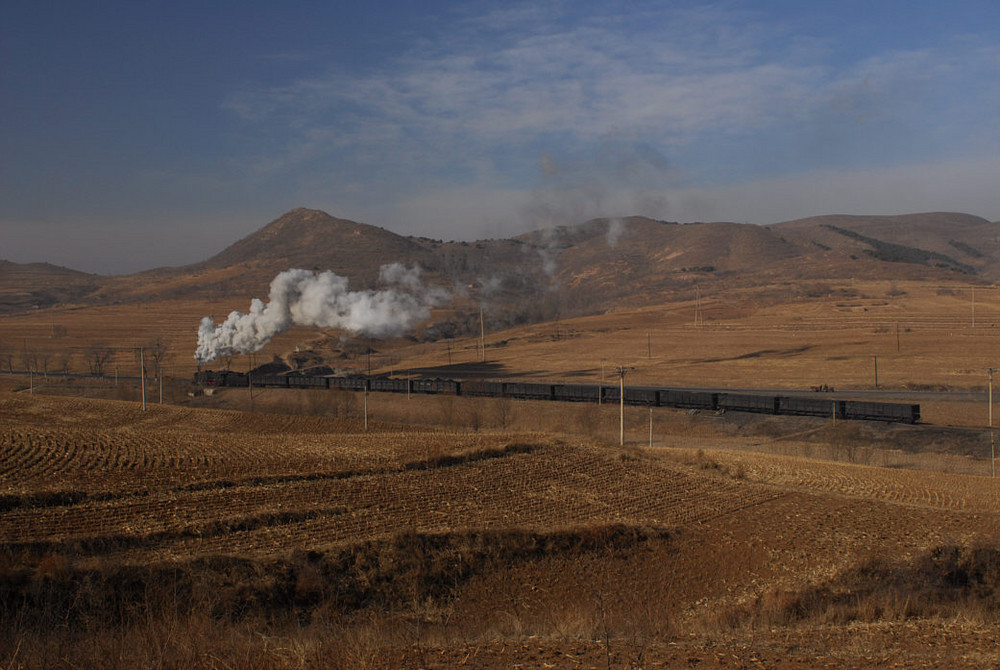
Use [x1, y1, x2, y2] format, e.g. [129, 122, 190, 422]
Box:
[19, 344, 37, 373]
[145, 337, 171, 379]
[85, 345, 115, 376]
[0, 341, 12, 373]
[36, 349, 53, 378]
[53, 350, 73, 376]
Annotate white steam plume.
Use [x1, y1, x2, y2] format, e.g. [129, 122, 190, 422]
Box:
[605, 218, 626, 248]
[195, 265, 446, 364]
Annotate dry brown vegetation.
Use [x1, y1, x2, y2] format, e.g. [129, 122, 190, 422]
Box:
[5, 239, 1000, 668]
[3, 389, 1000, 669]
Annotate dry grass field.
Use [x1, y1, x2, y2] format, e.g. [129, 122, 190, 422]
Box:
[2, 388, 1000, 669]
[2, 278, 998, 413]
[3, 275, 1000, 667]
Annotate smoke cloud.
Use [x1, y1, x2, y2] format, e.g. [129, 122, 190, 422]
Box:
[195, 265, 446, 364]
[605, 218, 626, 248]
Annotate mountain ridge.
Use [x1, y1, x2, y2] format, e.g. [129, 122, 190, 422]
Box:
[3, 209, 998, 316]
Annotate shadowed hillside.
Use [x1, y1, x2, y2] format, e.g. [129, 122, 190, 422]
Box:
[4, 209, 998, 318]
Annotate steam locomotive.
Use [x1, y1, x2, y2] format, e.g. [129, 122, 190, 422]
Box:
[194, 370, 920, 424]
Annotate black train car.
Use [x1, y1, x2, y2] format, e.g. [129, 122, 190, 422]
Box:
[778, 395, 837, 418]
[463, 380, 506, 397]
[334, 376, 370, 392]
[657, 389, 718, 410]
[254, 373, 288, 388]
[286, 375, 329, 389]
[623, 387, 658, 406]
[369, 377, 411, 394]
[553, 384, 601, 403]
[411, 378, 460, 395]
[195, 370, 248, 387]
[842, 400, 920, 424]
[718, 393, 779, 414]
[503, 382, 554, 400]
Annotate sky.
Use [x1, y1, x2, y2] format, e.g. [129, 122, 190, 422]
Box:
[2, 0, 999, 275]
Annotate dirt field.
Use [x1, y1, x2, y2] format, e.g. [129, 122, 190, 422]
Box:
[3, 390, 1000, 668]
[3, 277, 1000, 667]
[2, 278, 998, 423]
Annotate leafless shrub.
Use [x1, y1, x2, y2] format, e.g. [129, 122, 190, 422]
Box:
[84, 344, 115, 376]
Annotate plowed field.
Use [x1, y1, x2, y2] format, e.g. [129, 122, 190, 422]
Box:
[3, 390, 1000, 669]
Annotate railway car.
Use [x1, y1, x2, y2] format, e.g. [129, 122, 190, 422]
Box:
[369, 377, 411, 394]
[503, 382, 555, 401]
[657, 389, 717, 410]
[552, 384, 601, 403]
[192, 370, 919, 424]
[777, 395, 838, 418]
[286, 375, 329, 389]
[842, 400, 920, 424]
[196, 370, 248, 387]
[624, 387, 658, 406]
[411, 378, 460, 395]
[254, 373, 288, 388]
[334, 376, 370, 392]
[718, 393, 779, 414]
[463, 380, 505, 397]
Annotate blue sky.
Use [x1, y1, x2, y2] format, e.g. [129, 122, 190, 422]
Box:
[2, 0, 999, 274]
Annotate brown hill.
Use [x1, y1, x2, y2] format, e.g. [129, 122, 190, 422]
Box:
[200, 208, 431, 282]
[768, 212, 1000, 280]
[4, 209, 998, 319]
[0, 260, 102, 313]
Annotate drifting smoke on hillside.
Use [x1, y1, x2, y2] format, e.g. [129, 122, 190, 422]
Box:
[605, 218, 626, 248]
[194, 264, 447, 364]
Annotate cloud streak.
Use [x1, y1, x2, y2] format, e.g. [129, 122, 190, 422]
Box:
[221, 3, 999, 236]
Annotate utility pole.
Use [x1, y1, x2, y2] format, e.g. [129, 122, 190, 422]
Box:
[139, 347, 146, 411]
[972, 286, 976, 328]
[480, 307, 486, 363]
[694, 286, 702, 326]
[599, 359, 605, 405]
[616, 365, 631, 446]
[873, 354, 878, 389]
[990, 368, 995, 478]
[248, 353, 255, 403]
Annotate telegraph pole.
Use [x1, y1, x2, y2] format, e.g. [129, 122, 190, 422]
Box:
[616, 365, 631, 446]
[480, 307, 486, 363]
[990, 368, 995, 478]
[139, 347, 146, 411]
[599, 359, 605, 405]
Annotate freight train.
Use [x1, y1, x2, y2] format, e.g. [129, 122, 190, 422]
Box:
[194, 370, 921, 424]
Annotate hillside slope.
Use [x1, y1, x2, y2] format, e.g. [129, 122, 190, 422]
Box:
[5, 209, 997, 317]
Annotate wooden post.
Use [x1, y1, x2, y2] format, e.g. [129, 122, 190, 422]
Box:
[990, 368, 995, 478]
[480, 308, 486, 363]
[648, 407, 652, 448]
[620, 372, 625, 446]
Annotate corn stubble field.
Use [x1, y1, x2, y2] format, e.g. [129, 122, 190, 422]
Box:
[3, 279, 1000, 668]
[3, 383, 1000, 669]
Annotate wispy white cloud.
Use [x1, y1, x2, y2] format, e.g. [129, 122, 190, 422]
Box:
[222, 2, 1000, 235]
